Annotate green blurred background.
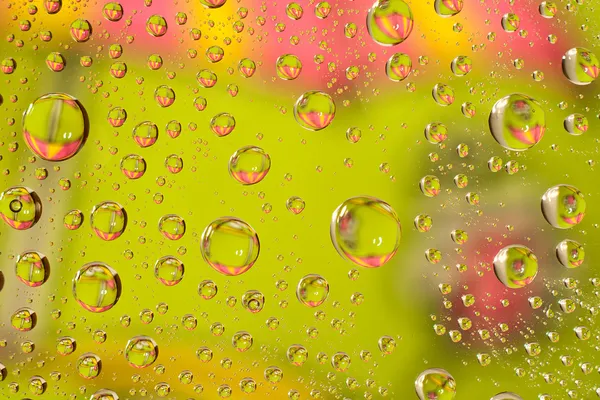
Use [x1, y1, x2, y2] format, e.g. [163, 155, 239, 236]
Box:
[0, 0, 599, 398]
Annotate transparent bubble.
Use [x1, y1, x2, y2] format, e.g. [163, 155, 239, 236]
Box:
[107, 59, 127, 76]
[564, 113, 588, 135]
[76, 353, 102, 379]
[200, 217, 260, 276]
[562, 47, 598, 85]
[198, 280, 218, 300]
[488, 156, 503, 172]
[346, 127, 362, 143]
[194, 96, 208, 111]
[158, 214, 185, 240]
[419, 175, 441, 197]
[1, 57, 16, 74]
[275, 54, 302, 81]
[453, 174, 468, 189]
[501, 13, 520, 32]
[490, 393, 523, 400]
[154, 85, 175, 107]
[22, 93, 86, 161]
[331, 196, 401, 268]
[367, 0, 414, 46]
[107, 107, 127, 127]
[556, 239, 584, 268]
[200, 0, 226, 7]
[45, 0, 62, 14]
[424, 123, 448, 144]
[242, 290, 265, 313]
[133, 121, 159, 147]
[434, 0, 463, 17]
[11, 308, 36, 331]
[541, 185, 586, 229]
[15, 251, 48, 287]
[196, 346, 213, 362]
[90, 389, 119, 400]
[239, 58, 256, 78]
[0, 186, 41, 230]
[197, 69, 218, 88]
[264, 366, 284, 383]
[120, 154, 146, 179]
[27, 376, 48, 396]
[285, 3, 303, 20]
[493, 245, 538, 289]
[539, 1, 557, 18]
[125, 336, 158, 368]
[286, 196, 305, 214]
[232, 331, 253, 352]
[331, 352, 351, 372]
[415, 368, 456, 400]
[239, 377, 257, 393]
[217, 384, 232, 398]
[451, 56, 472, 76]
[103, 2, 124, 22]
[154, 256, 184, 285]
[489, 94, 545, 151]
[287, 344, 309, 366]
[73, 262, 121, 312]
[91, 201, 127, 240]
[451, 229, 468, 244]
[296, 274, 329, 307]
[148, 54, 163, 70]
[206, 45, 225, 63]
[228, 146, 271, 185]
[378, 336, 397, 354]
[70, 19, 92, 42]
[46, 52, 65, 72]
[461, 102, 476, 118]
[294, 91, 336, 131]
[146, 15, 168, 37]
[210, 113, 236, 137]
[414, 214, 432, 232]
[315, 1, 331, 18]
[166, 120, 182, 138]
[56, 337, 76, 356]
[432, 84, 455, 106]
[386, 53, 412, 81]
[345, 22, 358, 38]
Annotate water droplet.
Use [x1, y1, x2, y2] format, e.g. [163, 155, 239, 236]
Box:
[296, 274, 329, 307]
[489, 94, 546, 151]
[73, 262, 121, 312]
[493, 245, 538, 288]
[125, 336, 158, 368]
[23, 93, 87, 161]
[415, 368, 456, 400]
[562, 47, 598, 85]
[556, 239, 584, 268]
[154, 256, 184, 285]
[331, 197, 401, 268]
[0, 186, 41, 230]
[90, 201, 127, 240]
[200, 217, 260, 276]
[367, 0, 414, 46]
[294, 91, 336, 131]
[541, 185, 586, 229]
[15, 251, 49, 287]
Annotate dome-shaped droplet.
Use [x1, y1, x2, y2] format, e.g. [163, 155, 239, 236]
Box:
[72, 262, 121, 312]
[331, 196, 401, 268]
[22, 93, 87, 161]
[541, 185, 586, 229]
[200, 217, 260, 276]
